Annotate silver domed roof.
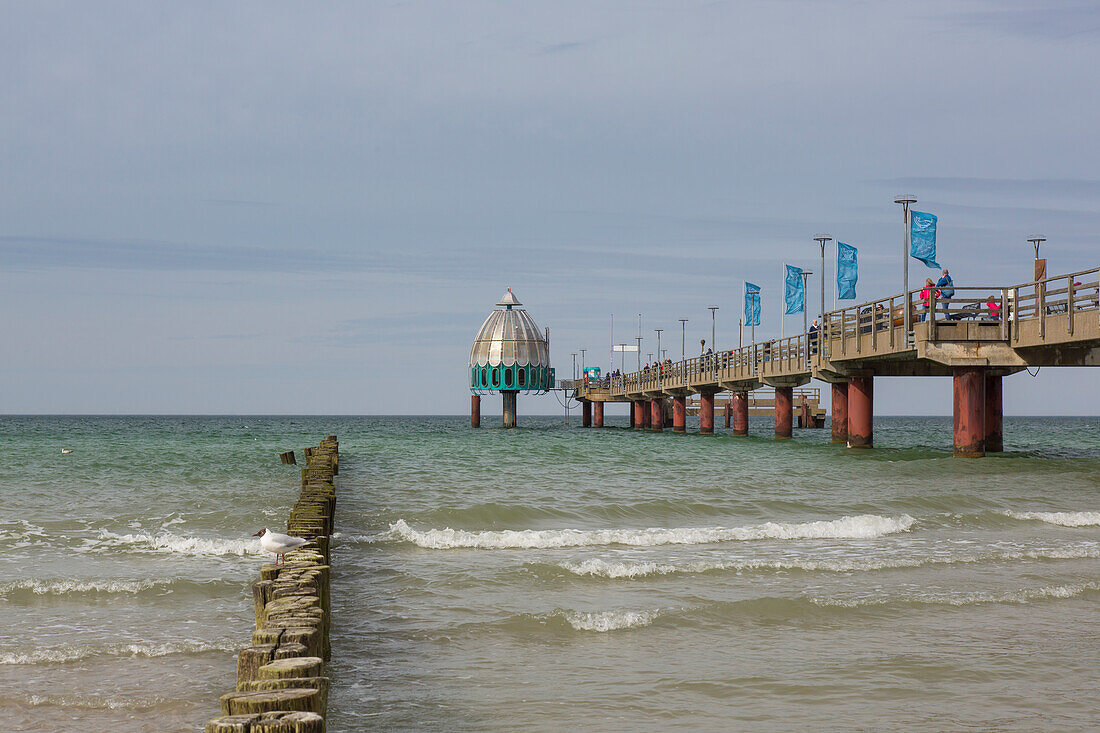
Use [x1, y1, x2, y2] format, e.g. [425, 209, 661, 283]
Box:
[469, 288, 550, 368]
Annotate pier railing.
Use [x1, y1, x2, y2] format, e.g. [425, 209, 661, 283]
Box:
[572, 265, 1100, 401]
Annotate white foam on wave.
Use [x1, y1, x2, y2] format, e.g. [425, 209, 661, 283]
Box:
[559, 544, 1100, 579]
[2, 692, 174, 710]
[1005, 511, 1100, 527]
[813, 581, 1100, 609]
[88, 530, 264, 557]
[0, 578, 161, 596]
[0, 638, 241, 665]
[561, 609, 660, 632]
[385, 514, 917, 550]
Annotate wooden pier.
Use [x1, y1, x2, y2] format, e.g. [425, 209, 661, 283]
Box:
[206, 436, 338, 733]
[571, 266, 1100, 455]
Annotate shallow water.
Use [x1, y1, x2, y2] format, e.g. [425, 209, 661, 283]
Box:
[0, 415, 1097, 731]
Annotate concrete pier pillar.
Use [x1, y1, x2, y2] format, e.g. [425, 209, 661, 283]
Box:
[984, 374, 1003, 452]
[582, 400, 592, 428]
[503, 391, 517, 428]
[673, 396, 686, 433]
[724, 401, 732, 428]
[650, 399, 663, 432]
[634, 400, 646, 430]
[831, 382, 848, 443]
[774, 386, 793, 440]
[953, 367, 986, 457]
[847, 377, 873, 448]
[471, 395, 481, 428]
[699, 392, 715, 435]
[731, 391, 749, 436]
[593, 401, 604, 428]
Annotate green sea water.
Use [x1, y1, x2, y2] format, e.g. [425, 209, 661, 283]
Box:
[0, 415, 1098, 731]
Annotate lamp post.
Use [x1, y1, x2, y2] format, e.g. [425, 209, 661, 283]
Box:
[572, 352, 577, 380]
[1028, 235, 1047, 281]
[813, 234, 832, 319]
[679, 319, 688, 359]
[636, 314, 642, 372]
[894, 195, 917, 335]
[579, 348, 586, 374]
[654, 329, 663, 363]
[798, 269, 813, 336]
[708, 306, 719, 349]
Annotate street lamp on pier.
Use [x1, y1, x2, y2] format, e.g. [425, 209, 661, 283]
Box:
[1027, 235, 1047, 281]
[813, 234, 832, 318]
[679, 319, 689, 359]
[708, 306, 719, 350]
[894, 195, 917, 335]
[654, 329, 663, 363]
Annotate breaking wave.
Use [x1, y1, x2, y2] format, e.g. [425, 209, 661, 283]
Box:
[1004, 511, 1100, 527]
[85, 530, 264, 557]
[560, 609, 660, 632]
[384, 514, 917, 550]
[556, 544, 1100, 579]
[0, 638, 241, 665]
[0, 577, 238, 600]
[814, 581, 1100, 609]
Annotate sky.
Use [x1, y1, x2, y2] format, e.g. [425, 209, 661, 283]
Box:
[1, 0, 1098, 415]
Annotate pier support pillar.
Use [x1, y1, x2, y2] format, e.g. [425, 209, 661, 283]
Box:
[724, 401, 732, 428]
[953, 367, 986, 457]
[774, 386, 793, 440]
[471, 395, 481, 428]
[831, 382, 848, 443]
[984, 374, 1003, 452]
[582, 400, 592, 428]
[847, 377, 873, 448]
[673, 396, 686, 433]
[699, 392, 715, 435]
[650, 399, 663, 432]
[593, 401, 604, 428]
[503, 391, 517, 429]
[731, 391, 749, 436]
[634, 400, 646, 430]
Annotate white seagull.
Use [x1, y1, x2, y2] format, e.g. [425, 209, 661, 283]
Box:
[252, 528, 309, 565]
[61, 449, 73, 454]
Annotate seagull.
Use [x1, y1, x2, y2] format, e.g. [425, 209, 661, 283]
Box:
[252, 528, 309, 565]
[61, 449, 73, 454]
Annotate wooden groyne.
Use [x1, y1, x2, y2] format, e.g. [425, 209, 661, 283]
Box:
[206, 435, 339, 733]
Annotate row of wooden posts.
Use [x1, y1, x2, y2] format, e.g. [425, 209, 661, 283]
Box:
[206, 435, 339, 733]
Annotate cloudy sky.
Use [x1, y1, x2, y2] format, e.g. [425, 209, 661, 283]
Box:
[2, 0, 1098, 415]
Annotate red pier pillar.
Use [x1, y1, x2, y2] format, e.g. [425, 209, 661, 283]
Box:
[650, 399, 663, 432]
[699, 392, 715, 435]
[593, 401, 604, 428]
[471, 395, 481, 428]
[673, 396, 686, 433]
[848, 377, 873, 448]
[953, 367, 986, 457]
[731, 391, 749, 436]
[831, 382, 848, 443]
[774, 386, 793, 440]
[984, 374, 1003, 452]
[582, 400, 592, 428]
[633, 400, 646, 430]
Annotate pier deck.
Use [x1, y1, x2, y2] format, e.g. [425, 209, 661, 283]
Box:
[570, 266, 1100, 454]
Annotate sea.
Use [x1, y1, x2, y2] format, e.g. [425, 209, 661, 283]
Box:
[0, 415, 1097, 732]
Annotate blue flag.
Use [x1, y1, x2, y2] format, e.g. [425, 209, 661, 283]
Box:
[837, 242, 858, 300]
[910, 211, 940, 269]
[784, 265, 804, 315]
[744, 282, 760, 327]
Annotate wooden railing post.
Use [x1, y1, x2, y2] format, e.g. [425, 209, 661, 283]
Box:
[1067, 276, 1075, 336]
